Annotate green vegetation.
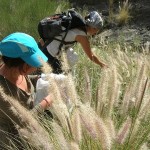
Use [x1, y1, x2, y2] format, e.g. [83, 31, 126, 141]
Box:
[0, 0, 69, 40]
[0, 0, 150, 150]
[108, 0, 132, 26]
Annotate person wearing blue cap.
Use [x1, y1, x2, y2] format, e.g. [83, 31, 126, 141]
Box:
[0, 32, 53, 149]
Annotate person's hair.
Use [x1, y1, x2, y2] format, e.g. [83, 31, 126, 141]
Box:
[2, 56, 25, 68]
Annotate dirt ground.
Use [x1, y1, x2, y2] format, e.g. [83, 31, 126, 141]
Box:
[107, 0, 150, 49]
[131, 0, 150, 28]
[71, 0, 150, 28]
[71, 0, 150, 50]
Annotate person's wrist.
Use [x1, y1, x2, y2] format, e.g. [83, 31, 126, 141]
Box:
[43, 98, 51, 107]
[40, 98, 51, 109]
[99, 63, 104, 67]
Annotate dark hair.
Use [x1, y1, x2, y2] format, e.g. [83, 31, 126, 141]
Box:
[2, 56, 25, 68]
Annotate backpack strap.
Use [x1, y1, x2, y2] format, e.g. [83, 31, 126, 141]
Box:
[40, 39, 53, 51]
[57, 18, 72, 55]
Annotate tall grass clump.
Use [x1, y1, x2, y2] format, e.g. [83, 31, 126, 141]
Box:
[74, 38, 150, 149]
[116, 0, 132, 25]
[36, 40, 150, 150]
[108, 0, 132, 26]
[3, 42, 150, 149]
[0, 85, 53, 149]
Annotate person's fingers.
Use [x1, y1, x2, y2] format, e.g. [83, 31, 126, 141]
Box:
[100, 63, 109, 68]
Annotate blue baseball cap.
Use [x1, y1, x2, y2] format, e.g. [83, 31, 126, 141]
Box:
[0, 32, 48, 67]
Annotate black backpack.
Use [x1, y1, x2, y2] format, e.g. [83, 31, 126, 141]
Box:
[38, 9, 86, 51]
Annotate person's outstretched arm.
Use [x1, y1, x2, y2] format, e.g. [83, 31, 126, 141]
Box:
[75, 35, 108, 68]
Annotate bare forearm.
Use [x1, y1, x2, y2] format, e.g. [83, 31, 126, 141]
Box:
[39, 94, 53, 110]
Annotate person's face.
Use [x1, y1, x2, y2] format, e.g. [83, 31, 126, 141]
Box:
[87, 27, 100, 36]
[22, 64, 37, 75]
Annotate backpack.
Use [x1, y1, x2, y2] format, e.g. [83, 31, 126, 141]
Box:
[38, 9, 86, 51]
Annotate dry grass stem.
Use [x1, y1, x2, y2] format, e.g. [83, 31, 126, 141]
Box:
[79, 104, 111, 149]
[46, 77, 70, 129]
[107, 66, 120, 117]
[105, 118, 116, 140]
[128, 119, 140, 145]
[71, 108, 82, 143]
[0, 86, 53, 149]
[133, 62, 147, 108]
[83, 68, 92, 103]
[51, 121, 70, 150]
[61, 51, 70, 73]
[64, 73, 79, 105]
[121, 82, 133, 115]
[41, 61, 52, 74]
[79, 104, 98, 139]
[116, 117, 132, 144]
[96, 68, 109, 116]
[95, 117, 112, 150]
[70, 142, 80, 150]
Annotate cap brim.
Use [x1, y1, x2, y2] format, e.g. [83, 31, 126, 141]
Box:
[21, 47, 48, 67]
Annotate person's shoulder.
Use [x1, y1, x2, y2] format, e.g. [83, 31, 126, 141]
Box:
[69, 28, 86, 36]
